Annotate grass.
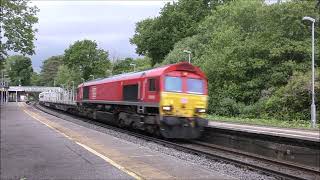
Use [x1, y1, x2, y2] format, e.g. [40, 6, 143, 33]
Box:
[206, 114, 320, 130]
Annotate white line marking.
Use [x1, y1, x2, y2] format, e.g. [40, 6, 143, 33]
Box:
[76, 142, 142, 180]
[210, 122, 320, 139]
[225, 126, 319, 140]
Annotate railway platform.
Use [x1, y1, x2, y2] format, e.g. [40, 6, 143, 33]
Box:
[1, 103, 133, 180]
[1, 102, 232, 179]
[208, 121, 320, 142]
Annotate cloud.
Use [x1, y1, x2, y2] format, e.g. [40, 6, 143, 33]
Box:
[31, 0, 172, 7]
[29, 1, 166, 72]
[38, 32, 129, 44]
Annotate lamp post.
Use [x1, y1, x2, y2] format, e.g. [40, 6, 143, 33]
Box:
[110, 63, 113, 76]
[183, 50, 191, 63]
[1, 71, 3, 104]
[90, 75, 94, 80]
[107, 70, 112, 77]
[302, 16, 316, 128]
[71, 81, 75, 102]
[130, 63, 136, 72]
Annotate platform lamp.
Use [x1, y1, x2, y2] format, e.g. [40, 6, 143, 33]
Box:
[130, 63, 136, 72]
[302, 16, 317, 128]
[106, 69, 112, 77]
[183, 50, 191, 64]
[1, 71, 3, 104]
[71, 81, 74, 102]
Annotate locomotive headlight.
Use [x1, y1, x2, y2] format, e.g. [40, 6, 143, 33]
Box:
[196, 108, 206, 113]
[162, 106, 172, 111]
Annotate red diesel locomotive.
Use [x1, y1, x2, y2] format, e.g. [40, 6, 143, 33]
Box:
[75, 62, 208, 139]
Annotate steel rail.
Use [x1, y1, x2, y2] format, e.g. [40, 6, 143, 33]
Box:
[32, 102, 319, 180]
[191, 140, 319, 173]
[188, 141, 319, 180]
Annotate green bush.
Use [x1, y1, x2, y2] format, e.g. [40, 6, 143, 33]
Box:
[212, 98, 245, 116]
[264, 70, 320, 121]
[239, 99, 267, 118]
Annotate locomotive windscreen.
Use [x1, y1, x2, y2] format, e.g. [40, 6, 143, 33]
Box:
[123, 84, 138, 101]
[83, 86, 89, 100]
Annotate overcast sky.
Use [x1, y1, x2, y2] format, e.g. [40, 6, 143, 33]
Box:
[30, 1, 170, 72]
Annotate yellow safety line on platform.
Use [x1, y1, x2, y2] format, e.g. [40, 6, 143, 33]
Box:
[18, 103, 142, 180]
[76, 142, 142, 180]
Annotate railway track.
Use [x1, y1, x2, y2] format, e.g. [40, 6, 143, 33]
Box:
[32, 102, 319, 180]
[186, 141, 320, 180]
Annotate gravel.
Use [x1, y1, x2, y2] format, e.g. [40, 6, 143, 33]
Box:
[35, 104, 277, 180]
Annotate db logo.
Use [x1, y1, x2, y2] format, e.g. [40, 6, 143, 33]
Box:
[181, 98, 188, 104]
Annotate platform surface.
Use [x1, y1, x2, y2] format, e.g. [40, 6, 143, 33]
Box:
[1, 103, 133, 180]
[1, 102, 232, 179]
[209, 121, 320, 142]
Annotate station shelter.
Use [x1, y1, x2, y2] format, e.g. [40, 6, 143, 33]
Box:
[0, 81, 9, 104]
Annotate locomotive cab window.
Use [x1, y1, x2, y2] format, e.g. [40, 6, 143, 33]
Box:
[164, 76, 182, 92]
[148, 78, 156, 91]
[187, 78, 204, 94]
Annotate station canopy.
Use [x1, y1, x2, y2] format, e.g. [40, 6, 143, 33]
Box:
[8, 86, 62, 93]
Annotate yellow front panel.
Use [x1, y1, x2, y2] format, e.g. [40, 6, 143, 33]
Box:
[160, 92, 208, 118]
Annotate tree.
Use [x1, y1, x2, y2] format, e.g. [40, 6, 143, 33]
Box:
[130, 18, 160, 65]
[191, 0, 319, 120]
[63, 40, 111, 80]
[54, 65, 82, 88]
[6, 55, 33, 86]
[135, 57, 152, 71]
[30, 71, 41, 86]
[162, 35, 207, 65]
[130, 0, 233, 65]
[1, 0, 39, 61]
[39, 55, 63, 86]
[111, 57, 152, 75]
[0, 60, 4, 70]
[112, 58, 134, 75]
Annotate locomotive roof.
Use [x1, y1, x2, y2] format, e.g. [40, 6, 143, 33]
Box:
[79, 62, 206, 87]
